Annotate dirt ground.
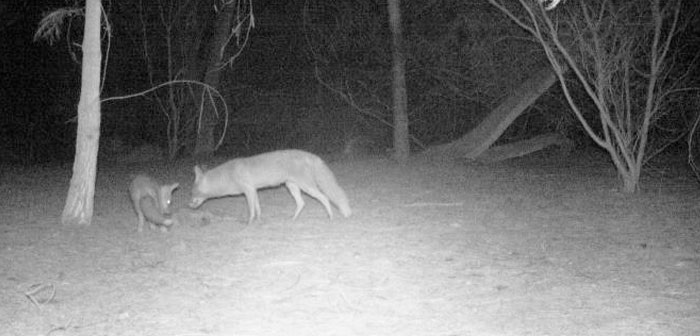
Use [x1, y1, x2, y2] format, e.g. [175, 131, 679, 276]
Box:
[1, 149, 699, 336]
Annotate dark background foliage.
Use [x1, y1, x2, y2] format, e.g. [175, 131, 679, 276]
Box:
[1, 0, 698, 164]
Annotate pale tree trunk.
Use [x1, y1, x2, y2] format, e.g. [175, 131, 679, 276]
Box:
[387, 0, 409, 163]
[194, 3, 235, 157]
[62, 0, 102, 226]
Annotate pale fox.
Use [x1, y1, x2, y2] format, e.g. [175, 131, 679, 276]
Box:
[189, 149, 351, 224]
[129, 175, 179, 232]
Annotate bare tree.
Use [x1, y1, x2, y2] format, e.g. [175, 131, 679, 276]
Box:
[387, 0, 409, 163]
[688, 95, 700, 181]
[138, 0, 210, 159]
[194, 0, 254, 157]
[135, 0, 250, 159]
[62, 0, 102, 226]
[35, 0, 104, 225]
[489, 0, 688, 192]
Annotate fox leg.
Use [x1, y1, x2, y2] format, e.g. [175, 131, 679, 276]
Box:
[286, 182, 306, 220]
[243, 188, 261, 224]
[298, 183, 334, 220]
[135, 206, 146, 232]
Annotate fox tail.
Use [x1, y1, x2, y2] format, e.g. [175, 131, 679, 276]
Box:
[312, 160, 352, 218]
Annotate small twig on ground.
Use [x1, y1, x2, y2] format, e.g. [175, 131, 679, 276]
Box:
[24, 283, 56, 310]
[45, 317, 73, 336]
[403, 202, 464, 207]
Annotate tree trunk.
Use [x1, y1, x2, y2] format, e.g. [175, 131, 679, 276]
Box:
[62, 0, 102, 226]
[194, 3, 235, 157]
[424, 66, 557, 159]
[387, 0, 409, 163]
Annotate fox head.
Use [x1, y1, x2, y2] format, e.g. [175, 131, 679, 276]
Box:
[158, 183, 179, 214]
[189, 165, 208, 208]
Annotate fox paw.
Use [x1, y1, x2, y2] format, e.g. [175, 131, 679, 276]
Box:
[149, 223, 171, 233]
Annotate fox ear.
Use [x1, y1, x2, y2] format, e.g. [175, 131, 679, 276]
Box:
[194, 166, 203, 181]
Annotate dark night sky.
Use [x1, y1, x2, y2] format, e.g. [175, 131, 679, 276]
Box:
[1, 0, 698, 164]
[2, 1, 79, 114]
[1, 0, 308, 114]
[0, 0, 315, 162]
[1, 1, 81, 162]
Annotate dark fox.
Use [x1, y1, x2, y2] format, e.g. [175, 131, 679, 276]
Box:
[129, 175, 179, 232]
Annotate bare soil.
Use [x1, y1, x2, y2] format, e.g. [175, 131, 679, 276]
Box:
[1, 150, 699, 336]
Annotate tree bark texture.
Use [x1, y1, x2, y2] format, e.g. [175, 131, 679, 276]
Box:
[194, 3, 235, 157]
[387, 0, 409, 163]
[62, 0, 102, 226]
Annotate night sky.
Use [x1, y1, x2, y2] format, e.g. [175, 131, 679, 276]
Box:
[1, 0, 316, 163]
[1, 0, 699, 164]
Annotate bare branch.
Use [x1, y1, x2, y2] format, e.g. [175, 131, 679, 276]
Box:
[34, 7, 83, 45]
[489, 0, 692, 192]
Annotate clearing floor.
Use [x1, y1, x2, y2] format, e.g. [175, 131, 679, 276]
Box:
[1, 149, 699, 336]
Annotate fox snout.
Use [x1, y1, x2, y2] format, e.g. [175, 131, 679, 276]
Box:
[189, 197, 205, 209]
